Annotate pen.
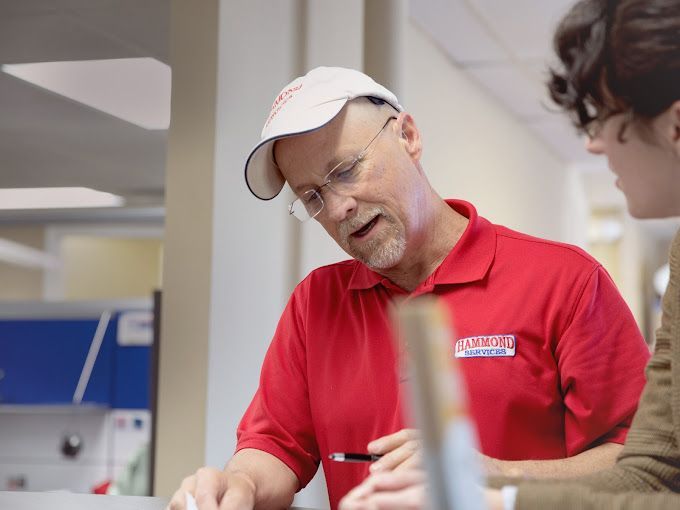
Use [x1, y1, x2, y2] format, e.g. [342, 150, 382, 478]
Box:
[329, 452, 383, 462]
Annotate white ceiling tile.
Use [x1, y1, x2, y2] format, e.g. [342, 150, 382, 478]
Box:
[524, 58, 561, 110]
[524, 114, 593, 163]
[465, 63, 547, 118]
[467, 0, 574, 60]
[410, 0, 506, 64]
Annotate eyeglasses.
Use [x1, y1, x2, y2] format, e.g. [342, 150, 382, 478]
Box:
[584, 109, 632, 141]
[583, 97, 632, 140]
[288, 116, 397, 222]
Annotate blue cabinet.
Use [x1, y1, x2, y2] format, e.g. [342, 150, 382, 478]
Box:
[0, 311, 151, 409]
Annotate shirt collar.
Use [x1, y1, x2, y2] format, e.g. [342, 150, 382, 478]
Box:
[348, 199, 496, 291]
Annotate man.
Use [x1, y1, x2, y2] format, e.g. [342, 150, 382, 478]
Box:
[168, 66, 649, 510]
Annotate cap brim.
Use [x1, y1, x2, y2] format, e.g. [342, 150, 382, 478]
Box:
[244, 98, 348, 200]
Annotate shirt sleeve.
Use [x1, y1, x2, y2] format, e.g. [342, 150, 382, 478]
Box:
[555, 265, 650, 455]
[236, 284, 320, 489]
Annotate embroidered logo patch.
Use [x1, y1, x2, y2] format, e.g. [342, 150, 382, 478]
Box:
[454, 335, 516, 358]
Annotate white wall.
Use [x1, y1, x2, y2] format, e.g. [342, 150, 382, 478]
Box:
[404, 23, 571, 242]
[206, 0, 301, 471]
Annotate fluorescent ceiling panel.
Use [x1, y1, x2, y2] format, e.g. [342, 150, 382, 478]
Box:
[1, 58, 171, 130]
[0, 187, 124, 210]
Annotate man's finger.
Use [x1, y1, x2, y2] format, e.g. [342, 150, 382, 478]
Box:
[394, 450, 422, 471]
[193, 467, 227, 510]
[167, 491, 187, 510]
[218, 473, 256, 510]
[167, 475, 197, 510]
[370, 470, 426, 491]
[339, 493, 371, 510]
[342, 474, 379, 501]
[370, 439, 419, 472]
[368, 429, 419, 454]
[367, 485, 425, 510]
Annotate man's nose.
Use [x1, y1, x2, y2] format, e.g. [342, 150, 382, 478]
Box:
[323, 190, 357, 223]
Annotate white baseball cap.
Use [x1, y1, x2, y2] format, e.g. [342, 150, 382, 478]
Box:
[244, 66, 403, 200]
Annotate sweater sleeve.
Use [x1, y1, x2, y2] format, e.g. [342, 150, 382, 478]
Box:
[515, 483, 680, 510]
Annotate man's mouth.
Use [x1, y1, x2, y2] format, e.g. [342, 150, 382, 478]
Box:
[351, 215, 380, 238]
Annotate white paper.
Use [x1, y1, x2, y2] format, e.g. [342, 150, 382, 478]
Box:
[185, 492, 199, 510]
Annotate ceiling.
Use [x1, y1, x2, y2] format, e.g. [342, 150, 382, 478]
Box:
[0, 0, 169, 222]
[410, 0, 680, 238]
[410, 0, 590, 164]
[0, 0, 676, 236]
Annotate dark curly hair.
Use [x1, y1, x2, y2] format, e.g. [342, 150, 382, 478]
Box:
[549, 0, 680, 133]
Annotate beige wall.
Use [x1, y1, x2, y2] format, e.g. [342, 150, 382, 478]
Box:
[0, 226, 45, 300]
[60, 236, 162, 300]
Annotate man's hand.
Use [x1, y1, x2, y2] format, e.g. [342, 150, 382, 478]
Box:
[339, 469, 427, 510]
[339, 469, 504, 510]
[166, 467, 255, 510]
[367, 429, 422, 473]
[166, 449, 297, 510]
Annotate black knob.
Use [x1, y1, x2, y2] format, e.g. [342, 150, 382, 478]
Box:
[60, 433, 83, 458]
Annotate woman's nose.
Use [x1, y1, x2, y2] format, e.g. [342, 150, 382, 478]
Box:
[585, 134, 604, 155]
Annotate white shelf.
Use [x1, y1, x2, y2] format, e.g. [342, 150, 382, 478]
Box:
[0, 404, 109, 415]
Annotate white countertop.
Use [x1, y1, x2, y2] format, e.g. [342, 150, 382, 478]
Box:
[0, 491, 167, 510]
[0, 491, 319, 510]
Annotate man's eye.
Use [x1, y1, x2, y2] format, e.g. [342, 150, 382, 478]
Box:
[303, 190, 321, 204]
[334, 161, 360, 182]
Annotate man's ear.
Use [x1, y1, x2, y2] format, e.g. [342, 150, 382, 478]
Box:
[397, 112, 422, 161]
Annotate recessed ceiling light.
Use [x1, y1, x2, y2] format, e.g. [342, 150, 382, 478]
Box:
[1, 58, 171, 130]
[0, 187, 125, 210]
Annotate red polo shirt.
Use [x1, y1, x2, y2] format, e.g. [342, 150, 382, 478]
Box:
[236, 199, 649, 510]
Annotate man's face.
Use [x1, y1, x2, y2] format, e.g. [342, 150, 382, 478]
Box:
[274, 101, 427, 271]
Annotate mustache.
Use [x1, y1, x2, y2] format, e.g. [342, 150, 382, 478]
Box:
[339, 206, 385, 239]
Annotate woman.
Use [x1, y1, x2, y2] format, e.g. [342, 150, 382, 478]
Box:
[339, 0, 680, 508]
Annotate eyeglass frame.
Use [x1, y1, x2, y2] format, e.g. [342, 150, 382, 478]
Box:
[287, 115, 398, 222]
[583, 98, 634, 142]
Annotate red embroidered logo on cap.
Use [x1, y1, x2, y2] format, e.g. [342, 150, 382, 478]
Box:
[454, 335, 516, 358]
[265, 83, 303, 128]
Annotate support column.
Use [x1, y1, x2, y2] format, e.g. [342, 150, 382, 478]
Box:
[364, 0, 407, 99]
[155, 0, 219, 495]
